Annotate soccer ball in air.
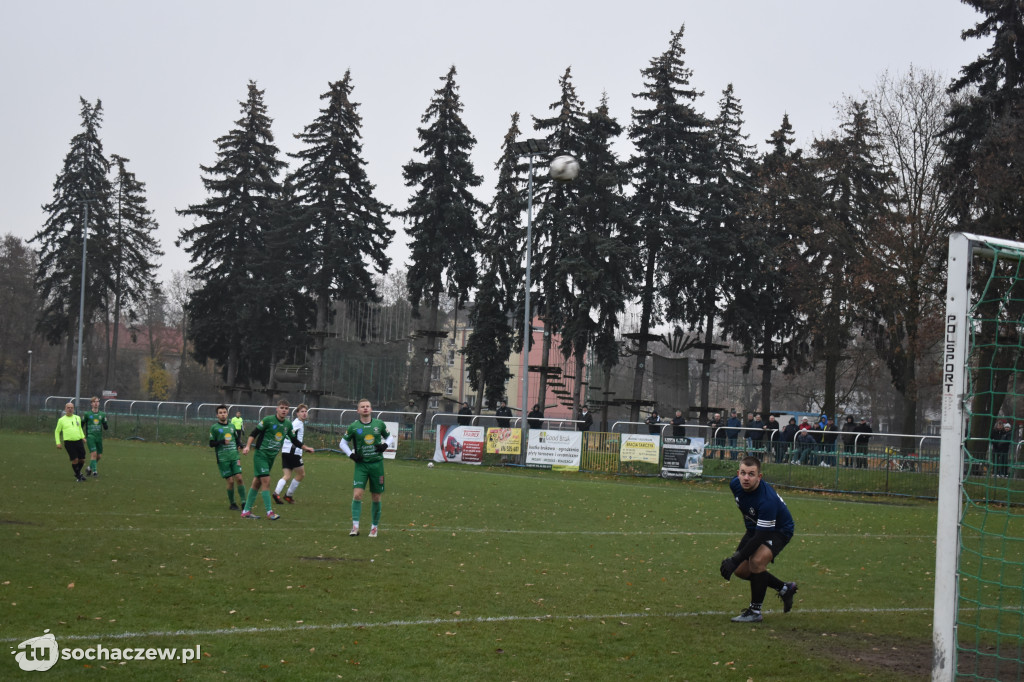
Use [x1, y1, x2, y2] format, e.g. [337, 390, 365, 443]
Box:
[427, 461, 435, 468]
[549, 155, 579, 182]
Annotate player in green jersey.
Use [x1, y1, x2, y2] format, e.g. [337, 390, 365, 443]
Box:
[240, 400, 313, 520]
[339, 398, 395, 538]
[84, 396, 108, 477]
[210, 404, 247, 510]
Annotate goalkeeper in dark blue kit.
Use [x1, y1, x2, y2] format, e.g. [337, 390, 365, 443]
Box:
[720, 456, 799, 623]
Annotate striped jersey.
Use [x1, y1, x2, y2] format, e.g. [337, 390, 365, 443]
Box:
[729, 476, 795, 537]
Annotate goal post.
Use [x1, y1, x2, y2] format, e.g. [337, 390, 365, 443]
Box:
[934, 232, 1024, 682]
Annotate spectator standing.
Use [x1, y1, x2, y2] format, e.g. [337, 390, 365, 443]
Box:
[762, 415, 781, 462]
[748, 413, 765, 452]
[671, 409, 687, 439]
[780, 418, 798, 463]
[820, 418, 839, 467]
[726, 411, 743, 460]
[853, 417, 873, 468]
[707, 412, 724, 458]
[577, 405, 593, 432]
[842, 415, 857, 467]
[646, 410, 663, 436]
[991, 420, 1012, 478]
[457, 401, 472, 426]
[494, 401, 513, 428]
[527, 404, 543, 430]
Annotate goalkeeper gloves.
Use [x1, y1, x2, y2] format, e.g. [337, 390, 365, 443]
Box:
[375, 442, 388, 454]
[349, 450, 364, 463]
[720, 552, 743, 581]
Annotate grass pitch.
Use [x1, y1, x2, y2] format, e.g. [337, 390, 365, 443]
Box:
[2, 432, 939, 680]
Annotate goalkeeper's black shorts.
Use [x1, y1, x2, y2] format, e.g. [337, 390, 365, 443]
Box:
[735, 529, 791, 561]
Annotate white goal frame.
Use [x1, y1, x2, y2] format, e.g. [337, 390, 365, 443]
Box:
[933, 231, 1024, 682]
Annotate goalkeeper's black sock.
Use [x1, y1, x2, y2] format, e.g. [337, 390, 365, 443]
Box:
[750, 571, 770, 607]
[762, 571, 784, 592]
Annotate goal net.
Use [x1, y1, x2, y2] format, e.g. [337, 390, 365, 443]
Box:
[934, 232, 1024, 681]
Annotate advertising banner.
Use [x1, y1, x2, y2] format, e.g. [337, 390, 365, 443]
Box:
[620, 434, 660, 463]
[383, 421, 399, 459]
[433, 425, 486, 464]
[485, 427, 521, 456]
[661, 437, 705, 479]
[525, 430, 583, 471]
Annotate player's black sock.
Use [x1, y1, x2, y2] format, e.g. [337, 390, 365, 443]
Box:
[750, 571, 770, 607]
[762, 571, 784, 592]
[72, 461, 83, 477]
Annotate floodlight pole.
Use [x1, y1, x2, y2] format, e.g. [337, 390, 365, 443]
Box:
[75, 199, 91, 410]
[511, 139, 549, 461]
[26, 350, 32, 413]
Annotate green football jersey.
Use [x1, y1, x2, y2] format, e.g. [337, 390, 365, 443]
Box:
[252, 414, 299, 456]
[210, 422, 239, 460]
[85, 410, 107, 437]
[343, 418, 390, 463]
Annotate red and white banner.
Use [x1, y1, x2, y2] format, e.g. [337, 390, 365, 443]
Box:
[433, 425, 486, 465]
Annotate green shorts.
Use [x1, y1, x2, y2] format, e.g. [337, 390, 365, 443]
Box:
[252, 449, 277, 478]
[86, 435, 103, 455]
[217, 455, 242, 479]
[353, 459, 385, 494]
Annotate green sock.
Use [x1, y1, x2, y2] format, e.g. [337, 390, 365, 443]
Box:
[227, 488, 235, 504]
[236, 484, 246, 503]
[244, 488, 258, 512]
[351, 500, 362, 524]
[371, 501, 381, 526]
[90, 460, 98, 472]
[261, 490, 273, 513]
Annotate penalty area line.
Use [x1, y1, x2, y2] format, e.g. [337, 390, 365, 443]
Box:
[1, 606, 932, 644]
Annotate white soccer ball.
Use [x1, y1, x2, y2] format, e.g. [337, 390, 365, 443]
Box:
[549, 155, 579, 182]
[427, 461, 434, 468]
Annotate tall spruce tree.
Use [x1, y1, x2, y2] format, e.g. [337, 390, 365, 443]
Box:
[806, 100, 892, 418]
[106, 154, 163, 392]
[401, 66, 485, 431]
[288, 72, 394, 406]
[559, 94, 632, 417]
[31, 97, 115, 393]
[941, 0, 1024, 455]
[176, 81, 287, 398]
[627, 25, 713, 423]
[666, 83, 754, 420]
[531, 67, 590, 413]
[722, 115, 813, 415]
[465, 114, 527, 410]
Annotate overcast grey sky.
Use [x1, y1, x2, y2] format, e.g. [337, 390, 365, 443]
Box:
[1, 1, 983, 282]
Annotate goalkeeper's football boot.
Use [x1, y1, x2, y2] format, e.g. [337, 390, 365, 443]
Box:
[272, 493, 284, 505]
[349, 526, 360, 537]
[730, 608, 763, 623]
[240, 510, 258, 519]
[266, 511, 281, 521]
[778, 582, 798, 613]
[368, 526, 378, 538]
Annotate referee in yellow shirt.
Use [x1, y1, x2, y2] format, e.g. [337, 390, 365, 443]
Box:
[55, 401, 88, 482]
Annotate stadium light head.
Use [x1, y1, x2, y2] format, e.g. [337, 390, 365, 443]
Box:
[511, 139, 549, 157]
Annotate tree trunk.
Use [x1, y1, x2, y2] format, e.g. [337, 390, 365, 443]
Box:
[698, 308, 714, 422]
[308, 294, 329, 409]
[630, 248, 658, 425]
[408, 298, 441, 441]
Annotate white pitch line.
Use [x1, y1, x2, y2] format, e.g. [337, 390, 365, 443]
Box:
[37, 525, 934, 539]
[0, 606, 933, 644]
